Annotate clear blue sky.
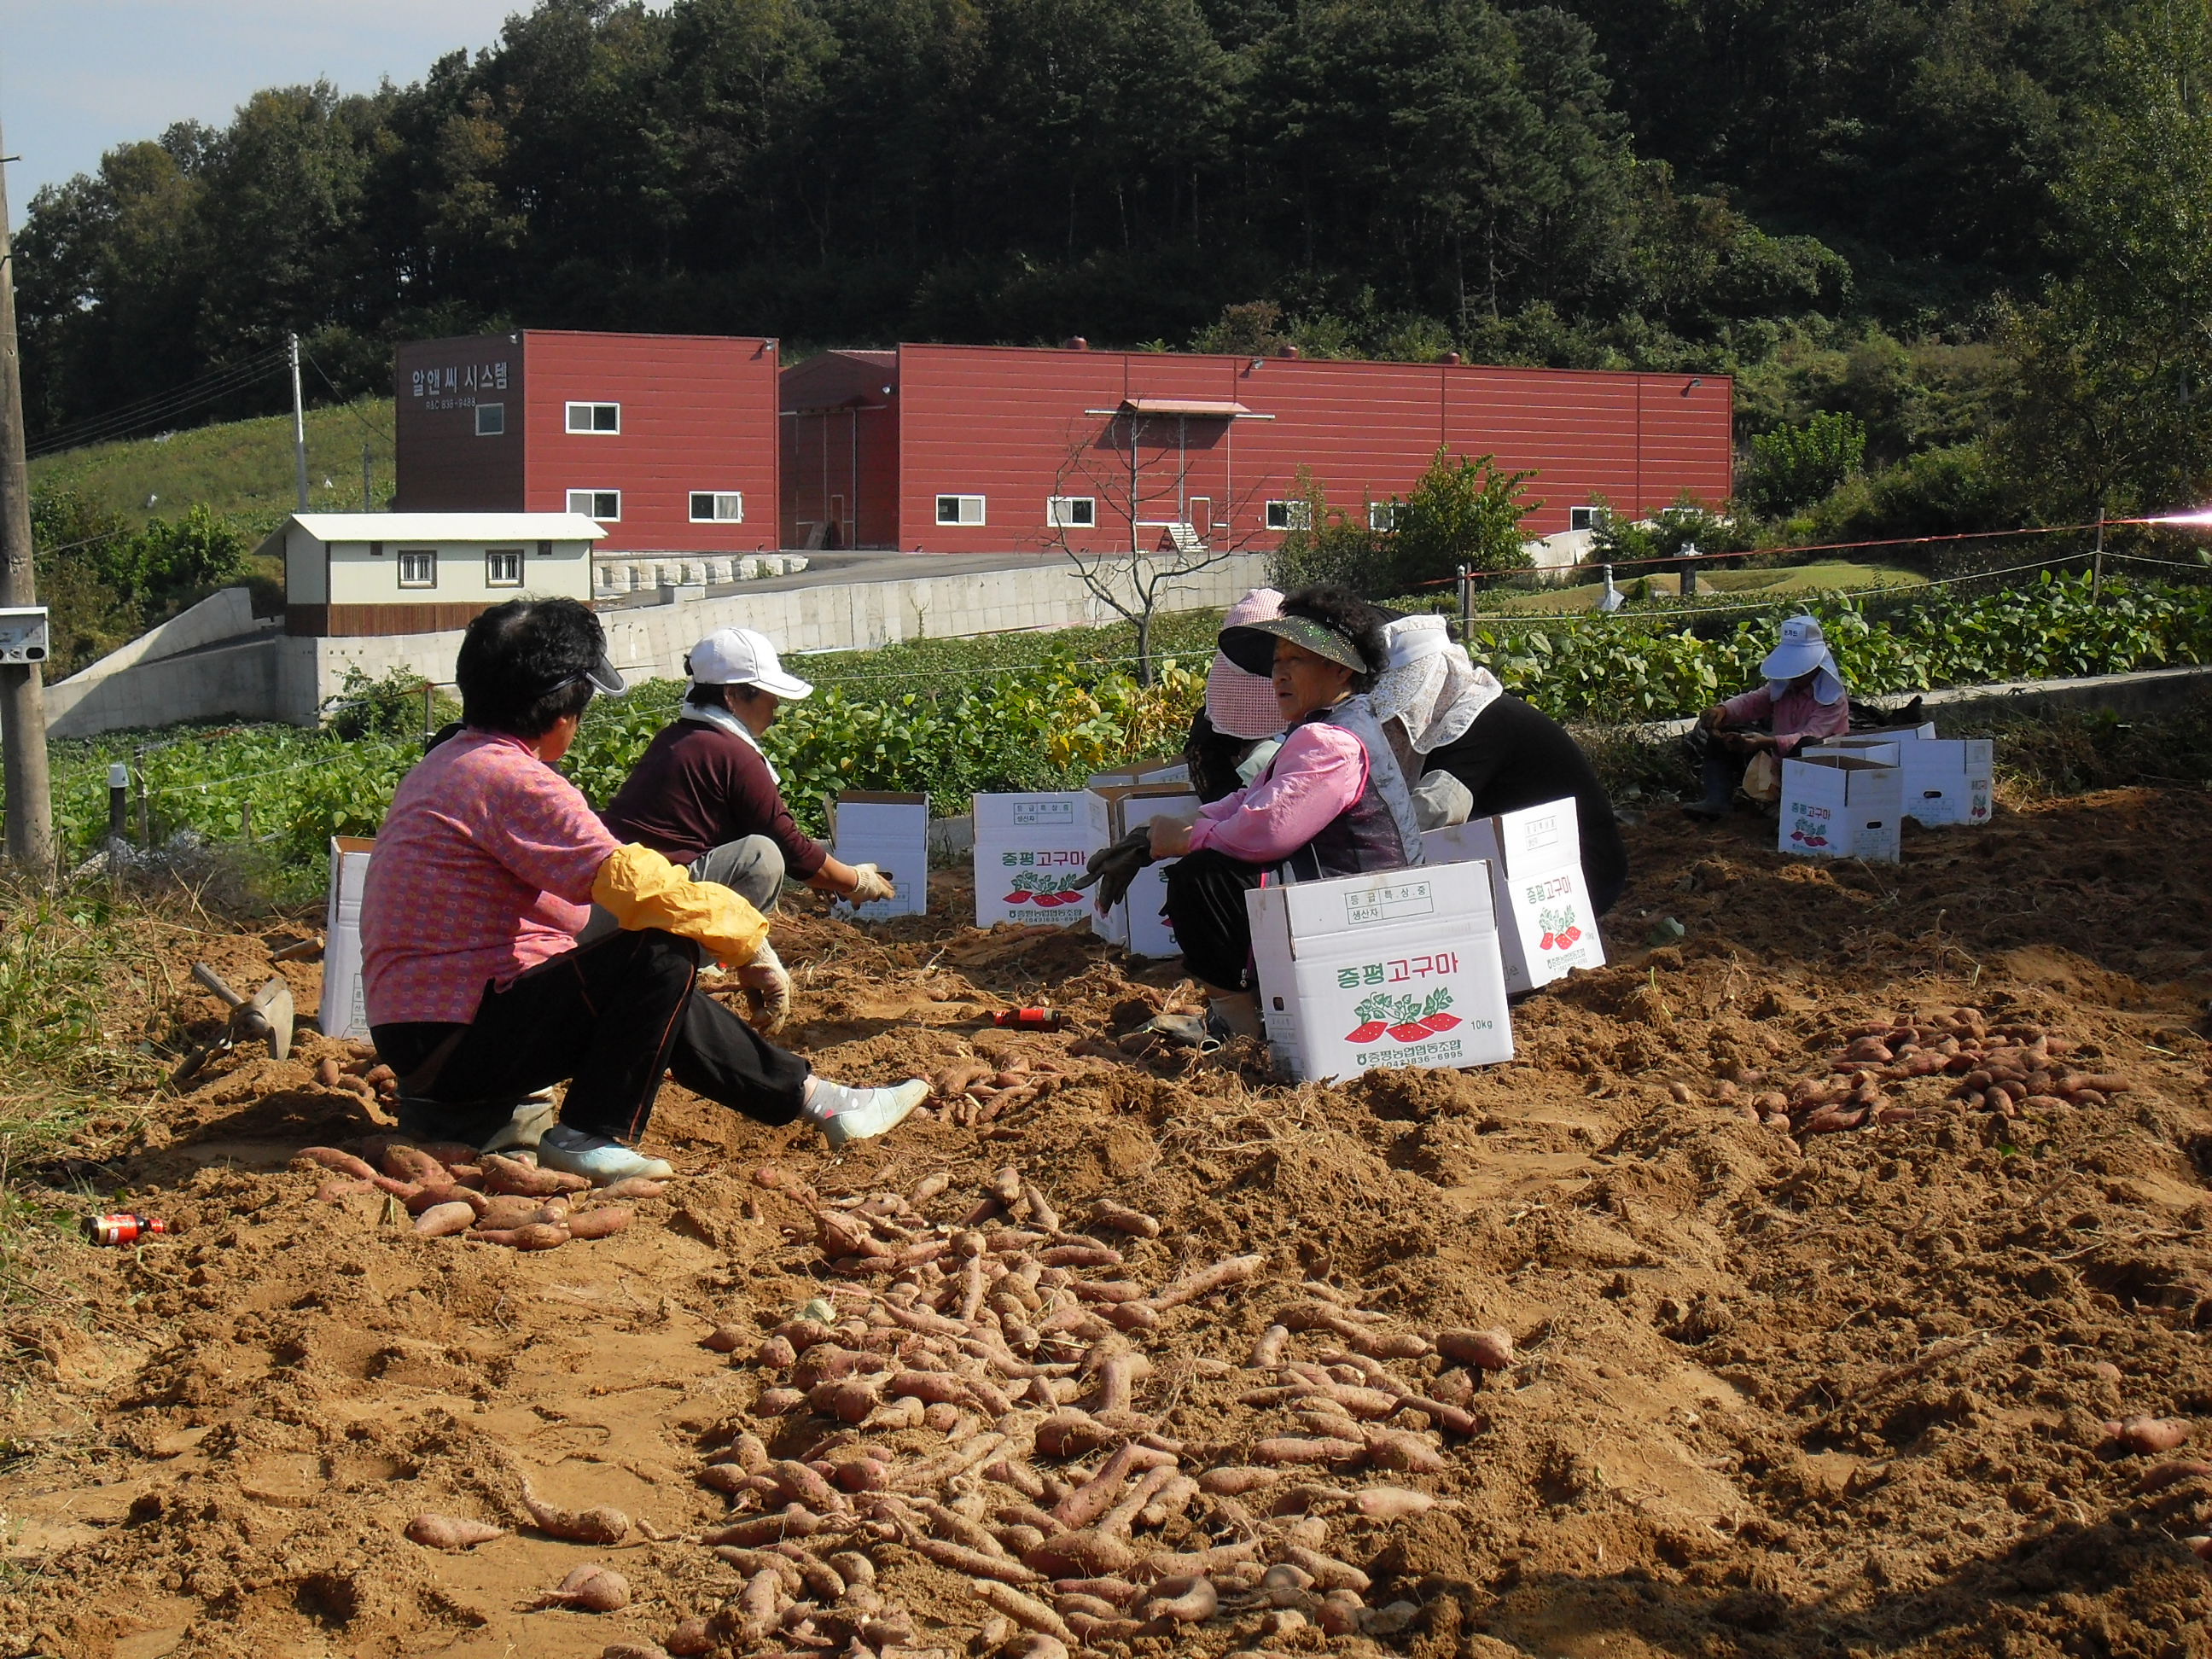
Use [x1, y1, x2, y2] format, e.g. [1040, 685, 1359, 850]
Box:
[0, 0, 529, 226]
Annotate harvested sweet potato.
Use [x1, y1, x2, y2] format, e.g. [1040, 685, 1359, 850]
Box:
[533, 1563, 630, 1612]
[2111, 1416, 2192, 1454]
[477, 1222, 569, 1251]
[521, 1483, 631, 1544]
[598, 1176, 667, 1201]
[294, 1147, 377, 1181]
[381, 1144, 450, 1185]
[1437, 1327, 1515, 1371]
[414, 1201, 476, 1238]
[405, 1513, 505, 1549]
[565, 1207, 632, 1241]
[315, 1057, 344, 1089]
[480, 1153, 591, 1197]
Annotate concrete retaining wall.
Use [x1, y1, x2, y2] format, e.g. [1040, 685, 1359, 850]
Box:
[47, 589, 280, 739]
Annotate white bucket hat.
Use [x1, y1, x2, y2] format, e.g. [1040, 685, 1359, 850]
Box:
[687, 627, 813, 701]
[1370, 614, 1502, 754]
[1760, 614, 1845, 704]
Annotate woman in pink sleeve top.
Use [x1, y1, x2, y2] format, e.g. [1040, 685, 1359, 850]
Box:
[1138, 586, 1424, 1042]
[1685, 614, 1851, 821]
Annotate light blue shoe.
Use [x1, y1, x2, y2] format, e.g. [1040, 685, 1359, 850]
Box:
[812, 1079, 928, 1149]
[534, 1123, 674, 1185]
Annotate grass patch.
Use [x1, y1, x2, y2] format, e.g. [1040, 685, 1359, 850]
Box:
[30, 398, 396, 533]
[1982, 692, 2212, 800]
[1473, 561, 1925, 614]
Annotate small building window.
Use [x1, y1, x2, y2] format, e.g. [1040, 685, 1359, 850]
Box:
[1368, 501, 1397, 532]
[1046, 496, 1096, 528]
[1265, 500, 1312, 531]
[1569, 505, 1605, 533]
[936, 494, 986, 526]
[475, 403, 505, 436]
[567, 489, 620, 521]
[690, 492, 745, 522]
[398, 550, 437, 589]
[486, 549, 523, 587]
[566, 402, 620, 434]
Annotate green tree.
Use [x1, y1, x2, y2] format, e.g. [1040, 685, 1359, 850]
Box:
[1387, 447, 1540, 588]
[1995, 3, 2212, 520]
[1744, 410, 1867, 517]
[1269, 467, 1384, 591]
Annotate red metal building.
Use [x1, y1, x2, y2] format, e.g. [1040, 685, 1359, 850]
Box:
[782, 342, 1732, 555]
[394, 330, 780, 556]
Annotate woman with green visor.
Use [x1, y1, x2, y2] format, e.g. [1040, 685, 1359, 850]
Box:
[1082, 585, 1423, 1043]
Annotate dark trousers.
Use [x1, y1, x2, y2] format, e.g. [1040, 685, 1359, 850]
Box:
[372, 928, 809, 1145]
[1162, 849, 1270, 990]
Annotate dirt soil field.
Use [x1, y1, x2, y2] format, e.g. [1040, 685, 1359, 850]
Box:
[3, 788, 2212, 1659]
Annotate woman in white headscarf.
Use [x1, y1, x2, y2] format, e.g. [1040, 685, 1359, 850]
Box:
[1370, 613, 1628, 916]
[1686, 614, 1849, 822]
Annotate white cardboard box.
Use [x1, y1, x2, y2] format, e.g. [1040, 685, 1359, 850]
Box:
[320, 835, 374, 1040]
[1779, 754, 1905, 863]
[1086, 757, 1193, 789]
[1246, 861, 1514, 1084]
[972, 791, 1112, 928]
[1803, 728, 1990, 827]
[1087, 784, 1199, 957]
[1421, 795, 1606, 994]
[830, 791, 929, 920]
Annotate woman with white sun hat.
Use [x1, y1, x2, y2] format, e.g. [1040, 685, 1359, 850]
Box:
[1685, 613, 1850, 821]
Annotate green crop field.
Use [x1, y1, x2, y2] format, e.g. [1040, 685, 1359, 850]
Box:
[1481, 561, 1927, 614]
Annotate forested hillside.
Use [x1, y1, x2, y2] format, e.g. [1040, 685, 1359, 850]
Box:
[18, 0, 2212, 539]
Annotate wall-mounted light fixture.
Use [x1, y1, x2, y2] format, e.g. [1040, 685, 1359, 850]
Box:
[1248, 358, 1265, 372]
[1681, 377, 1704, 397]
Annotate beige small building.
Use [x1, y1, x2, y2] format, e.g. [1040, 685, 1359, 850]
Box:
[271, 511, 605, 637]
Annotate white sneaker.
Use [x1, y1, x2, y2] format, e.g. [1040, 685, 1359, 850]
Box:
[811, 1079, 928, 1149]
[535, 1124, 674, 1185]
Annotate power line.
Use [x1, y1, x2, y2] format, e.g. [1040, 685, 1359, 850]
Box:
[25, 346, 289, 458]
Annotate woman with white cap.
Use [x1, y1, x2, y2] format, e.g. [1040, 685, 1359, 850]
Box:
[1685, 614, 1849, 821]
[602, 627, 898, 1025]
[1183, 589, 1290, 802]
[1371, 613, 1628, 916]
[363, 600, 928, 1186]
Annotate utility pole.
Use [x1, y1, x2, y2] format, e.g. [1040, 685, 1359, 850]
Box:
[2091, 501, 2106, 605]
[0, 123, 55, 876]
[288, 331, 309, 512]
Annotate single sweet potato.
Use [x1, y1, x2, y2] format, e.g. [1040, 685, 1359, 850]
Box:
[405, 1513, 504, 1549]
[476, 1222, 569, 1251]
[414, 1201, 476, 1238]
[521, 1483, 631, 1544]
[480, 1153, 591, 1197]
[565, 1207, 632, 1241]
[295, 1146, 377, 1181]
[533, 1563, 630, 1612]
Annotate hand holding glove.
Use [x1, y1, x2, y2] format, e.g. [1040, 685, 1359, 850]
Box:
[1072, 827, 1157, 912]
[736, 938, 793, 1033]
[846, 863, 896, 904]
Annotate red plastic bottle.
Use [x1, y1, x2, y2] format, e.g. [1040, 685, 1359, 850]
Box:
[993, 1008, 1067, 1031]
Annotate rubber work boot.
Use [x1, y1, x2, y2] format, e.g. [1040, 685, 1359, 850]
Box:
[806, 1078, 929, 1149]
[534, 1123, 676, 1185]
[479, 1091, 559, 1159]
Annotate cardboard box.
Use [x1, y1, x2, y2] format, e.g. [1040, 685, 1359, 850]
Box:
[972, 791, 1111, 928]
[1246, 861, 1514, 1083]
[1778, 754, 1904, 863]
[1088, 784, 1199, 957]
[1086, 756, 1192, 789]
[830, 791, 928, 920]
[1420, 795, 1606, 993]
[1803, 735, 1993, 828]
[320, 835, 374, 1041]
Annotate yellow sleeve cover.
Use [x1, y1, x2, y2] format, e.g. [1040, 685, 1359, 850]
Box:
[591, 843, 771, 967]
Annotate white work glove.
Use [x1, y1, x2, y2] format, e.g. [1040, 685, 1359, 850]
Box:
[846, 864, 896, 904]
[736, 938, 793, 1033]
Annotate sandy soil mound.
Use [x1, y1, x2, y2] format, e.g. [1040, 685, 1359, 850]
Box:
[1, 790, 2209, 1659]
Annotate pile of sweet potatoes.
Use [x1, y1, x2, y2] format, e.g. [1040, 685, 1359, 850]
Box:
[294, 1139, 661, 1249]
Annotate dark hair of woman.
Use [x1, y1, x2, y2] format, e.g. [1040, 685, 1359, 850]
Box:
[456, 597, 605, 737]
[1279, 584, 1387, 690]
